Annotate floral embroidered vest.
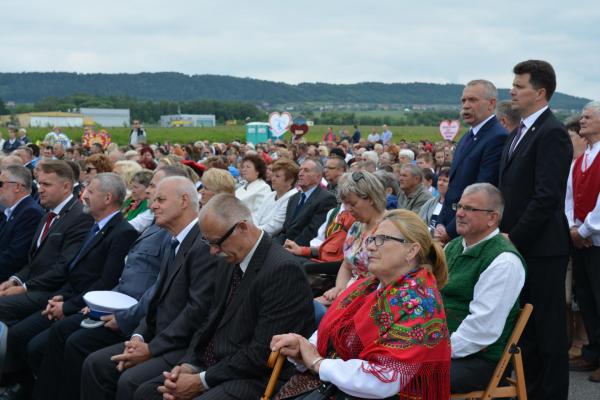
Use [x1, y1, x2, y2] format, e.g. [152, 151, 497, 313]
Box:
[442, 234, 525, 362]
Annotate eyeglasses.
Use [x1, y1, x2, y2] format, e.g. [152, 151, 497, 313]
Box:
[85, 167, 97, 173]
[366, 234, 409, 247]
[452, 203, 494, 213]
[352, 171, 365, 182]
[0, 181, 24, 188]
[202, 221, 242, 248]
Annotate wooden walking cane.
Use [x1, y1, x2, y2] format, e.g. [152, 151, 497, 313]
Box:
[261, 350, 286, 400]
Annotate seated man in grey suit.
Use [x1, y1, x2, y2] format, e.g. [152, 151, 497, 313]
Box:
[275, 159, 337, 246]
[81, 177, 225, 400]
[131, 194, 315, 400]
[28, 165, 190, 400]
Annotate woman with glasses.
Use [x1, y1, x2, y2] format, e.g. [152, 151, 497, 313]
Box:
[83, 154, 113, 186]
[271, 209, 450, 399]
[316, 171, 386, 306]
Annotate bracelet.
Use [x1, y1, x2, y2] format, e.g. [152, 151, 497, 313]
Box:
[309, 356, 325, 372]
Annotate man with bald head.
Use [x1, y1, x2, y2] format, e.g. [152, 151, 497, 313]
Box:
[134, 194, 314, 400]
[276, 159, 337, 246]
[82, 176, 222, 400]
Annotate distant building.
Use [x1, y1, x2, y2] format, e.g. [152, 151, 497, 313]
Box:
[80, 108, 130, 127]
[160, 114, 216, 128]
[4, 112, 85, 128]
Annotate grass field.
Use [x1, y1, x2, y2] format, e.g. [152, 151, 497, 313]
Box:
[19, 125, 453, 146]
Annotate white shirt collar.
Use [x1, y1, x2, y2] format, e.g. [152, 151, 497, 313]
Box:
[3, 195, 30, 219]
[471, 114, 495, 135]
[174, 217, 199, 255]
[584, 140, 600, 164]
[96, 210, 120, 231]
[239, 230, 264, 274]
[462, 228, 500, 252]
[51, 194, 74, 216]
[521, 105, 549, 131]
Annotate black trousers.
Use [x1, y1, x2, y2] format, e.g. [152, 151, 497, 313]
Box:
[5, 309, 53, 372]
[30, 313, 125, 400]
[81, 342, 185, 400]
[0, 290, 52, 326]
[519, 255, 569, 400]
[572, 245, 600, 365]
[450, 356, 497, 393]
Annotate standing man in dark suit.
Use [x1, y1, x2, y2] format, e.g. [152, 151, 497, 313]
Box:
[0, 173, 138, 398]
[133, 194, 314, 400]
[435, 79, 508, 243]
[498, 60, 573, 400]
[0, 160, 93, 322]
[81, 177, 221, 400]
[0, 165, 44, 281]
[276, 159, 337, 246]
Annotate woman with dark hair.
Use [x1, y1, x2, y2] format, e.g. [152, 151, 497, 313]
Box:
[138, 146, 157, 170]
[235, 153, 271, 217]
[254, 159, 299, 236]
[271, 209, 450, 399]
[419, 167, 450, 235]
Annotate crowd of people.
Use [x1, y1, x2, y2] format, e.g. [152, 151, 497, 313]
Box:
[0, 59, 597, 400]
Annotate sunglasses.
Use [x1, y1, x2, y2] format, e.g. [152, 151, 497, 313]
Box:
[85, 167, 97, 173]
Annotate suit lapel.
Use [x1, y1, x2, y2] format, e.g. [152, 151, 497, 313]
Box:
[71, 214, 122, 269]
[30, 196, 77, 256]
[502, 109, 552, 171]
[158, 224, 200, 302]
[451, 118, 496, 179]
[218, 235, 270, 329]
[292, 187, 321, 223]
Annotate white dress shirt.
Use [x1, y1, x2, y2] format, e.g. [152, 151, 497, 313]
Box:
[512, 105, 549, 150]
[254, 188, 298, 236]
[565, 140, 600, 246]
[449, 229, 525, 358]
[235, 179, 271, 218]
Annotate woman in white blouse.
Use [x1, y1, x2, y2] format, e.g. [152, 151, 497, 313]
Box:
[234, 153, 271, 218]
[271, 210, 450, 399]
[254, 159, 298, 236]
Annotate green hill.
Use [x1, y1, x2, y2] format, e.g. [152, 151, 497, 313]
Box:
[0, 72, 589, 110]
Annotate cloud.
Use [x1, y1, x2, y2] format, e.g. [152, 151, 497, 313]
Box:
[1, 0, 598, 100]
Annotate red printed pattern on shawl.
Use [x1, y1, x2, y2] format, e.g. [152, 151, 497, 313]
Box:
[317, 268, 450, 399]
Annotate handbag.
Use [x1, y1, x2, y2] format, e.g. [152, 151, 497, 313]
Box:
[314, 209, 355, 263]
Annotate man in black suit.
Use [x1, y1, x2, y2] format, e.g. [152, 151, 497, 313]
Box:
[498, 60, 573, 400]
[1, 127, 22, 155]
[276, 159, 337, 246]
[435, 79, 508, 243]
[0, 160, 93, 322]
[81, 176, 221, 400]
[134, 194, 314, 400]
[0, 173, 138, 397]
[0, 165, 44, 281]
[30, 167, 190, 400]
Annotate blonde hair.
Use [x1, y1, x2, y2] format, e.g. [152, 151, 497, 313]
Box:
[113, 160, 142, 186]
[202, 168, 236, 194]
[382, 209, 448, 288]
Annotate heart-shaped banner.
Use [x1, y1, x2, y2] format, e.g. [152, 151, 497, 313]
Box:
[269, 112, 292, 138]
[439, 119, 461, 141]
[290, 123, 309, 136]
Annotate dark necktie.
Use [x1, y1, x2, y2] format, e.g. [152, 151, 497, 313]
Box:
[200, 264, 243, 368]
[39, 212, 57, 244]
[459, 129, 475, 156]
[509, 122, 527, 157]
[292, 193, 307, 219]
[68, 223, 100, 270]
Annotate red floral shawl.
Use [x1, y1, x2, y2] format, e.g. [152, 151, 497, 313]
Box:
[317, 268, 450, 399]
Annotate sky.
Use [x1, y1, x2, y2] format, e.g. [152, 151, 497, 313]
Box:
[1, 0, 598, 100]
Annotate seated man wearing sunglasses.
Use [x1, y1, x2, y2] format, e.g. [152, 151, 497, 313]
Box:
[441, 183, 525, 393]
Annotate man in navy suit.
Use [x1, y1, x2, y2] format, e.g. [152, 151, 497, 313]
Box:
[0, 165, 44, 281]
[435, 80, 508, 244]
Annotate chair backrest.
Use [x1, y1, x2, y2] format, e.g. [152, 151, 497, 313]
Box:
[480, 303, 533, 396]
